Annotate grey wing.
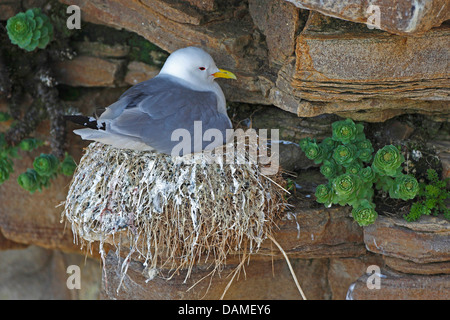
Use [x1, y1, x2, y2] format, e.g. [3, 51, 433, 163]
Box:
[104, 76, 232, 155]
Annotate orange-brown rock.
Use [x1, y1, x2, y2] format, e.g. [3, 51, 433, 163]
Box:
[292, 14, 449, 102]
[384, 256, 450, 275]
[286, 0, 450, 36]
[268, 13, 450, 121]
[261, 202, 365, 259]
[56, 0, 449, 122]
[347, 267, 450, 300]
[56, 0, 270, 105]
[101, 250, 331, 300]
[52, 56, 124, 87]
[124, 61, 160, 85]
[72, 41, 130, 59]
[248, 0, 304, 65]
[328, 255, 385, 299]
[0, 245, 101, 299]
[0, 88, 123, 255]
[364, 215, 450, 264]
[0, 144, 84, 252]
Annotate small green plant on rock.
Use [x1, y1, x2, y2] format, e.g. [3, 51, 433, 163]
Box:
[17, 153, 76, 194]
[404, 169, 449, 222]
[300, 118, 419, 227]
[6, 8, 53, 52]
[1, 5, 78, 194]
[0, 114, 76, 194]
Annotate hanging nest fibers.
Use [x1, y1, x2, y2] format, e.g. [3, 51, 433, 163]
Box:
[62, 136, 305, 299]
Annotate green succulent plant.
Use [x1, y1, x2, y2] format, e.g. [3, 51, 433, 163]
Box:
[360, 166, 376, 184]
[372, 145, 404, 177]
[0, 112, 12, 122]
[303, 141, 325, 164]
[333, 144, 357, 167]
[33, 153, 59, 177]
[299, 118, 420, 226]
[6, 8, 53, 52]
[404, 169, 449, 222]
[351, 199, 378, 226]
[17, 168, 41, 193]
[60, 154, 77, 176]
[0, 132, 77, 194]
[320, 159, 340, 179]
[0, 133, 17, 184]
[315, 183, 334, 207]
[390, 174, 420, 201]
[18, 138, 44, 151]
[332, 118, 363, 144]
[332, 173, 361, 206]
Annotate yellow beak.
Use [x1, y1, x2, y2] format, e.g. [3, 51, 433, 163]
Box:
[212, 68, 237, 80]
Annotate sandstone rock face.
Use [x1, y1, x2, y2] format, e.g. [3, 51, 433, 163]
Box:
[364, 215, 450, 265]
[0, 245, 101, 299]
[286, 0, 450, 36]
[56, 0, 449, 122]
[0, 0, 448, 300]
[124, 61, 160, 85]
[101, 250, 333, 300]
[266, 203, 365, 259]
[270, 13, 450, 121]
[347, 268, 450, 300]
[346, 215, 450, 299]
[0, 146, 85, 252]
[52, 56, 124, 87]
[293, 14, 448, 102]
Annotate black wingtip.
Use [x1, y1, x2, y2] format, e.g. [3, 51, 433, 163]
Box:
[64, 115, 105, 130]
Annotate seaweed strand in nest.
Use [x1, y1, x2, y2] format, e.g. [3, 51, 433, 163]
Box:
[63, 138, 293, 297]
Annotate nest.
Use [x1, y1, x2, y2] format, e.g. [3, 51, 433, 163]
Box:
[63, 136, 290, 294]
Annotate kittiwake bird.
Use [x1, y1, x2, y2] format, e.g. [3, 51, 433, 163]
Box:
[68, 46, 237, 156]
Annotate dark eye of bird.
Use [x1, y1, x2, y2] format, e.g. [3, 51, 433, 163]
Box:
[199, 67, 205, 70]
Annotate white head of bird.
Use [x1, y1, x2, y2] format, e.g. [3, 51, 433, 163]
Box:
[159, 46, 236, 91]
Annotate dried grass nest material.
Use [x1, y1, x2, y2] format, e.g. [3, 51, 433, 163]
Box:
[63, 140, 288, 291]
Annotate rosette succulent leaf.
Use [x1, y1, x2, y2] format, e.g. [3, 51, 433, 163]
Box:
[315, 183, 335, 207]
[332, 173, 360, 206]
[352, 200, 378, 227]
[60, 154, 77, 176]
[303, 141, 325, 164]
[331, 118, 363, 144]
[346, 161, 363, 175]
[17, 169, 40, 193]
[372, 145, 404, 177]
[357, 148, 373, 163]
[33, 153, 59, 177]
[320, 159, 339, 179]
[332, 144, 357, 167]
[299, 137, 313, 151]
[360, 166, 376, 184]
[299, 118, 421, 227]
[356, 139, 373, 151]
[6, 8, 53, 52]
[19, 138, 43, 151]
[389, 174, 419, 201]
[319, 137, 337, 154]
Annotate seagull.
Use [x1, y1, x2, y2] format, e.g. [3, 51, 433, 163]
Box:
[69, 47, 236, 156]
